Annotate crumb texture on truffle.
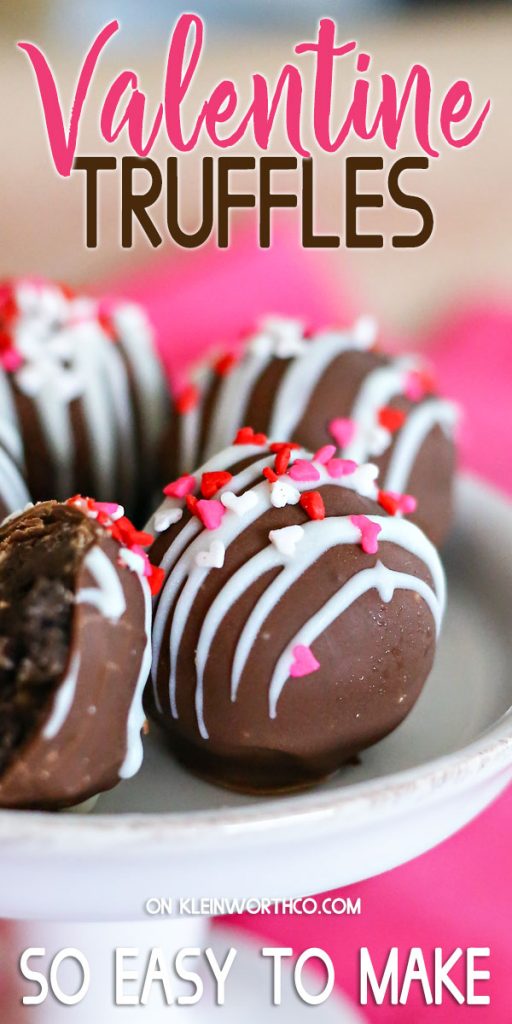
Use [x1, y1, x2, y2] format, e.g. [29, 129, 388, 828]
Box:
[0, 503, 97, 776]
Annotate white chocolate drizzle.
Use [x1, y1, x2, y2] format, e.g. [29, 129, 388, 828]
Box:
[76, 546, 126, 620]
[43, 650, 81, 740]
[119, 574, 153, 780]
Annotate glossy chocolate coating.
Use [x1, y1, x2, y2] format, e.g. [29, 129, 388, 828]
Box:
[149, 446, 442, 793]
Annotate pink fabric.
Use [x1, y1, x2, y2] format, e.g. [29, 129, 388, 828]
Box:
[117, 245, 510, 1019]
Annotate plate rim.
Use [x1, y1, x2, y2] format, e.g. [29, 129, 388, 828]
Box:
[1, 473, 511, 851]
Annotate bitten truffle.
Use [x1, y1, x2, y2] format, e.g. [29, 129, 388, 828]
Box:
[167, 316, 458, 546]
[148, 438, 445, 793]
[0, 497, 162, 810]
[0, 278, 170, 521]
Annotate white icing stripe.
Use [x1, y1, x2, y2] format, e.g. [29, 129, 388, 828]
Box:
[384, 399, 459, 494]
[179, 364, 212, 474]
[342, 357, 419, 462]
[76, 546, 126, 620]
[155, 455, 381, 714]
[268, 562, 440, 717]
[0, 445, 30, 512]
[101, 339, 137, 504]
[192, 516, 444, 738]
[268, 329, 373, 440]
[75, 324, 120, 498]
[113, 304, 169, 469]
[150, 448, 278, 704]
[203, 348, 273, 460]
[119, 575, 153, 780]
[31, 385, 74, 496]
[42, 650, 81, 740]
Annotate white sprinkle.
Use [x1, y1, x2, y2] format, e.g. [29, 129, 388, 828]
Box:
[269, 524, 305, 558]
[154, 506, 184, 532]
[221, 489, 259, 517]
[195, 540, 226, 569]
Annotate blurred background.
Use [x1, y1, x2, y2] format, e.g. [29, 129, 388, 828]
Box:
[0, 0, 510, 336]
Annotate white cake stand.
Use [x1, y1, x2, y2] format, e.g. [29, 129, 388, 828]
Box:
[4, 477, 512, 1022]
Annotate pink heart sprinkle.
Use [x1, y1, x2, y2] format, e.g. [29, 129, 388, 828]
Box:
[350, 515, 382, 554]
[196, 499, 225, 531]
[94, 501, 124, 520]
[163, 474, 196, 499]
[289, 645, 320, 678]
[326, 458, 358, 479]
[289, 460, 321, 482]
[404, 371, 425, 402]
[314, 444, 336, 465]
[1, 349, 23, 373]
[389, 491, 418, 514]
[328, 417, 355, 448]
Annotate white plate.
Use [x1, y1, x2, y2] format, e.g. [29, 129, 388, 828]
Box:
[1, 475, 511, 921]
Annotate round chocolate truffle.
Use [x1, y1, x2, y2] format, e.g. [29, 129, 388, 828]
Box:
[0, 497, 160, 810]
[148, 439, 445, 793]
[168, 316, 458, 546]
[0, 279, 170, 521]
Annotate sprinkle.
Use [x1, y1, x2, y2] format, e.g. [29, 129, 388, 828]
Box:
[270, 441, 301, 454]
[221, 490, 258, 516]
[163, 474, 196, 499]
[234, 426, 268, 446]
[176, 384, 199, 415]
[154, 506, 184, 532]
[263, 466, 278, 484]
[269, 524, 304, 558]
[195, 498, 225, 531]
[378, 406, 407, 433]
[328, 417, 355, 448]
[404, 368, 436, 402]
[270, 480, 301, 508]
[378, 490, 418, 516]
[186, 494, 198, 515]
[325, 458, 357, 479]
[289, 645, 320, 678]
[313, 444, 336, 465]
[289, 460, 321, 482]
[201, 470, 233, 499]
[274, 445, 293, 475]
[147, 564, 165, 596]
[195, 540, 226, 569]
[350, 515, 382, 555]
[214, 352, 238, 376]
[94, 501, 124, 521]
[118, 546, 146, 576]
[353, 314, 378, 347]
[300, 491, 325, 520]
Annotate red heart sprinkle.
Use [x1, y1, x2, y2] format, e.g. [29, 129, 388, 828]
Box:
[270, 441, 301, 453]
[234, 426, 268, 446]
[274, 446, 292, 476]
[214, 352, 238, 376]
[176, 384, 199, 415]
[300, 491, 325, 520]
[186, 494, 199, 515]
[201, 471, 233, 498]
[378, 406, 407, 432]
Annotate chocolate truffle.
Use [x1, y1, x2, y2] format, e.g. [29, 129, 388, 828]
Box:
[0, 279, 170, 521]
[0, 496, 161, 810]
[168, 316, 458, 546]
[148, 439, 445, 793]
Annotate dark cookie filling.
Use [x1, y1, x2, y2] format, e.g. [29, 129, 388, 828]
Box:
[0, 503, 98, 776]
